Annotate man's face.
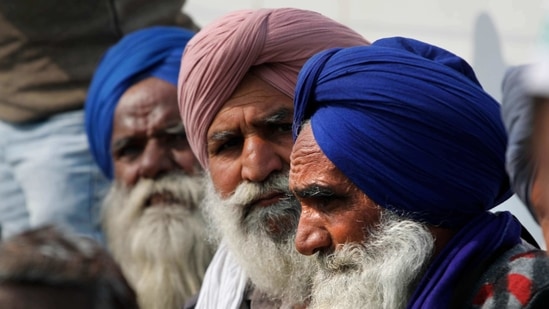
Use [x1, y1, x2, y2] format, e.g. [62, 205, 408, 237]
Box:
[289, 124, 382, 255]
[106, 77, 213, 309]
[290, 124, 434, 308]
[206, 73, 294, 198]
[203, 74, 314, 305]
[111, 77, 199, 187]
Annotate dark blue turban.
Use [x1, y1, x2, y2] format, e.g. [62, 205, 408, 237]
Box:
[293, 37, 512, 228]
[85, 26, 195, 179]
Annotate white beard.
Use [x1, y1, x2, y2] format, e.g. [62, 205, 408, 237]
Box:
[202, 173, 315, 306]
[309, 211, 434, 309]
[102, 173, 215, 309]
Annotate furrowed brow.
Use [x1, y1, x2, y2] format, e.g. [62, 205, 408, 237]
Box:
[293, 184, 336, 199]
[111, 137, 131, 153]
[262, 108, 292, 124]
[164, 122, 185, 134]
[209, 130, 237, 143]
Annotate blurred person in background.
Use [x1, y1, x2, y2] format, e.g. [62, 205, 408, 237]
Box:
[0, 0, 198, 242]
[0, 225, 139, 309]
[500, 65, 549, 250]
[500, 0, 549, 253]
[85, 26, 214, 309]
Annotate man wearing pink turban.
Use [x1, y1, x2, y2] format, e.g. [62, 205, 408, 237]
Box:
[178, 8, 368, 309]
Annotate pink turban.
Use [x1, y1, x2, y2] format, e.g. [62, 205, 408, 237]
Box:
[178, 8, 369, 169]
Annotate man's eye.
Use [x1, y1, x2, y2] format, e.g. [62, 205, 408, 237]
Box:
[115, 145, 142, 160]
[276, 123, 293, 133]
[213, 137, 242, 155]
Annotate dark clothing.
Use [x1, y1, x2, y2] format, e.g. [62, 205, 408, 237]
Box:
[0, 0, 198, 123]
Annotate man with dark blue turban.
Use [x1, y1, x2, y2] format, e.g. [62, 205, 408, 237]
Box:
[289, 37, 549, 309]
[85, 26, 214, 309]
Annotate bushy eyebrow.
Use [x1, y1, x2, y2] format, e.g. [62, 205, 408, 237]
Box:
[293, 184, 336, 199]
[112, 123, 184, 154]
[262, 108, 292, 125]
[164, 122, 185, 134]
[112, 137, 131, 154]
[208, 107, 292, 143]
[209, 130, 236, 143]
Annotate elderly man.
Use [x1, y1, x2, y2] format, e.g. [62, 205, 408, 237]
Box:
[178, 8, 368, 308]
[0, 225, 138, 309]
[0, 0, 199, 242]
[289, 38, 549, 308]
[85, 27, 214, 309]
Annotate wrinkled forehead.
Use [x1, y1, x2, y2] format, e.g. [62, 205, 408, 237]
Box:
[114, 78, 180, 133]
[207, 74, 293, 135]
[290, 124, 362, 204]
[290, 125, 339, 183]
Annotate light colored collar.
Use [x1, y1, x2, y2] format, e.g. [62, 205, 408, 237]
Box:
[195, 241, 249, 309]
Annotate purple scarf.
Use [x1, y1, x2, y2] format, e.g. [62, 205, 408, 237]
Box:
[408, 211, 521, 308]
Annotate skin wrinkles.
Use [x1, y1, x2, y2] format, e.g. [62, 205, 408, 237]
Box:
[290, 124, 382, 256]
[106, 77, 213, 309]
[291, 125, 456, 257]
[111, 77, 199, 187]
[207, 73, 294, 198]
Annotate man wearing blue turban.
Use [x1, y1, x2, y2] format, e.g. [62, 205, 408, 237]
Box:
[85, 26, 214, 309]
[289, 37, 549, 308]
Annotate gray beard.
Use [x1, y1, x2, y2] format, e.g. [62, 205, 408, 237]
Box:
[102, 173, 215, 309]
[309, 211, 434, 309]
[202, 173, 315, 306]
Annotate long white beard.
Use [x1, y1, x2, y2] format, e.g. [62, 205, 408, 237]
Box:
[309, 211, 434, 309]
[102, 173, 215, 309]
[202, 173, 315, 306]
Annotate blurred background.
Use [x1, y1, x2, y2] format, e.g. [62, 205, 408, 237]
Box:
[185, 0, 546, 248]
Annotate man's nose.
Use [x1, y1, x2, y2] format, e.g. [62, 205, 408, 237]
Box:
[295, 207, 332, 256]
[138, 141, 176, 179]
[241, 136, 284, 183]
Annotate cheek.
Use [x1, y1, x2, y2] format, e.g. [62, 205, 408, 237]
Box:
[329, 204, 382, 246]
[208, 158, 241, 198]
[113, 163, 137, 187]
[327, 212, 370, 245]
[173, 150, 201, 174]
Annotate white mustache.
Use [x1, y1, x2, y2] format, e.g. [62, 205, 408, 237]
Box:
[123, 172, 204, 213]
[225, 172, 292, 207]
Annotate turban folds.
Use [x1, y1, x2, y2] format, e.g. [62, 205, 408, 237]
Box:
[293, 37, 512, 228]
[85, 26, 195, 179]
[178, 8, 369, 169]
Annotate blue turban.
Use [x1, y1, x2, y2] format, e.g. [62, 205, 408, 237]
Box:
[85, 26, 195, 179]
[293, 37, 512, 228]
